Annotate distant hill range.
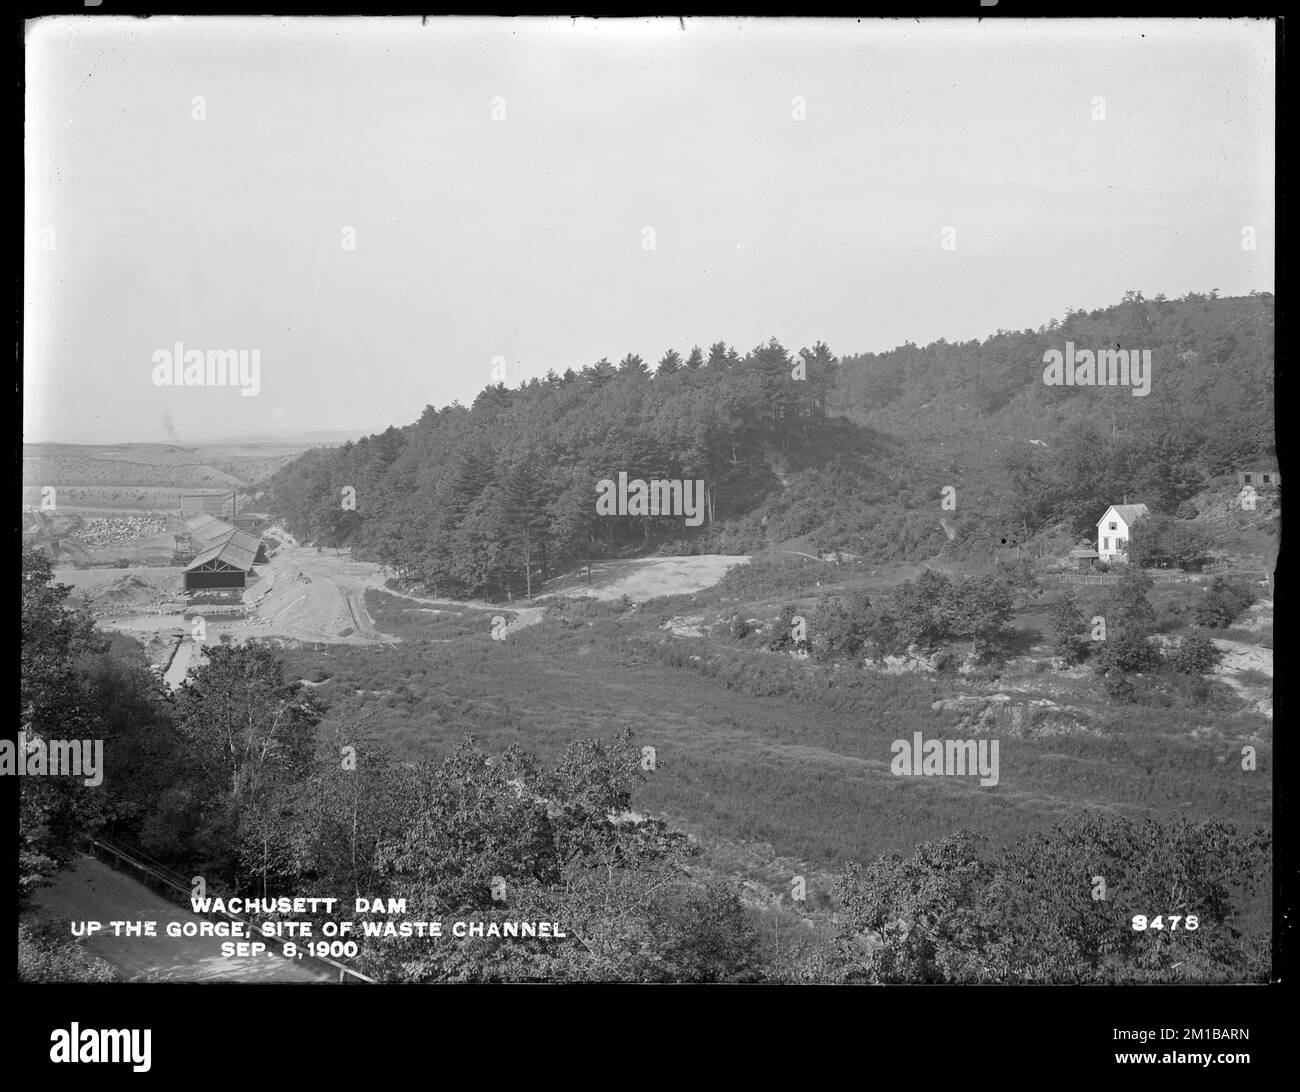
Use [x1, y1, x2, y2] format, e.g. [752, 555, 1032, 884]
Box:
[193, 430, 370, 445]
[21, 441, 322, 515]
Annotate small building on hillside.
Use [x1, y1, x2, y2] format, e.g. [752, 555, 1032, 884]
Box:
[180, 513, 266, 588]
[231, 512, 267, 533]
[183, 534, 259, 592]
[1097, 503, 1149, 563]
[1068, 547, 1100, 572]
[1237, 468, 1280, 489]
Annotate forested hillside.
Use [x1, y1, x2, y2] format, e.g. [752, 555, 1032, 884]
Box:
[832, 289, 1275, 538]
[269, 292, 1275, 598]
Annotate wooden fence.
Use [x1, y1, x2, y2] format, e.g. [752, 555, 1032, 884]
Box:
[1048, 568, 1270, 589]
[1050, 573, 1121, 586]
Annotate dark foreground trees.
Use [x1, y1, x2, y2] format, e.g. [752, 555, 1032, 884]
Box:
[348, 731, 766, 982]
[830, 815, 1271, 983]
[20, 548, 109, 906]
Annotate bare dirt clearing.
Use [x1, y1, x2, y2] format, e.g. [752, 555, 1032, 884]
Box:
[542, 554, 748, 602]
[216, 543, 397, 645]
[1212, 637, 1273, 718]
[53, 566, 183, 612]
[1234, 598, 1274, 632]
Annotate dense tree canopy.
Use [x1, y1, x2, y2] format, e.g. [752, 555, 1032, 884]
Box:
[269, 293, 1274, 595]
[270, 337, 841, 597]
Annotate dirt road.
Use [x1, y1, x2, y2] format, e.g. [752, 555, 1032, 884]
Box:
[29, 856, 329, 983]
[235, 543, 396, 645]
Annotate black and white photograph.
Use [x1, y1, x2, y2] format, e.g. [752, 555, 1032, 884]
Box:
[17, 8, 1280, 1069]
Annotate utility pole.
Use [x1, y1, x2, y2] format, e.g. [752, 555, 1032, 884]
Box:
[523, 527, 532, 599]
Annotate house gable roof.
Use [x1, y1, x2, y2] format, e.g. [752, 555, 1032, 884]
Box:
[1097, 503, 1150, 527]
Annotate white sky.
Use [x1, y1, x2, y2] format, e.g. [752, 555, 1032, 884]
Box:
[24, 16, 1275, 444]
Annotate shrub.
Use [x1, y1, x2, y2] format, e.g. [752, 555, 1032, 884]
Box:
[1154, 605, 1185, 634]
[1104, 566, 1156, 629]
[1049, 593, 1086, 664]
[1094, 627, 1160, 677]
[893, 570, 954, 648]
[863, 607, 905, 662]
[948, 576, 1015, 657]
[1192, 578, 1256, 628]
[1128, 515, 1210, 571]
[767, 605, 812, 654]
[810, 591, 872, 663]
[1104, 673, 1136, 703]
[18, 924, 117, 983]
[1169, 630, 1222, 675]
[996, 558, 1041, 604]
[645, 883, 764, 983]
[931, 648, 959, 676]
[965, 662, 1004, 684]
[1186, 677, 1214, 706]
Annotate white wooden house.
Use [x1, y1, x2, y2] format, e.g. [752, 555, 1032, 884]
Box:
[1097, 503, 1149, 562]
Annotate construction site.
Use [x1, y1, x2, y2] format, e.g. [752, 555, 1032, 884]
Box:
[22, 477, 404, 692]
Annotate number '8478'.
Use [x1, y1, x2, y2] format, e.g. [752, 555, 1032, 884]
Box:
[1132, 914, 1198, 931]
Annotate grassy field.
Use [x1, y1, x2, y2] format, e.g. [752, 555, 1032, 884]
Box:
[275, 573, 1272, 911]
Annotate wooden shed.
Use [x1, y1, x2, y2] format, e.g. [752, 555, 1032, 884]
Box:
[183, 534, 260, 592]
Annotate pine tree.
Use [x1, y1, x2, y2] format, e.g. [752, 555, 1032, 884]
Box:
[656, 349, 683, 376]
